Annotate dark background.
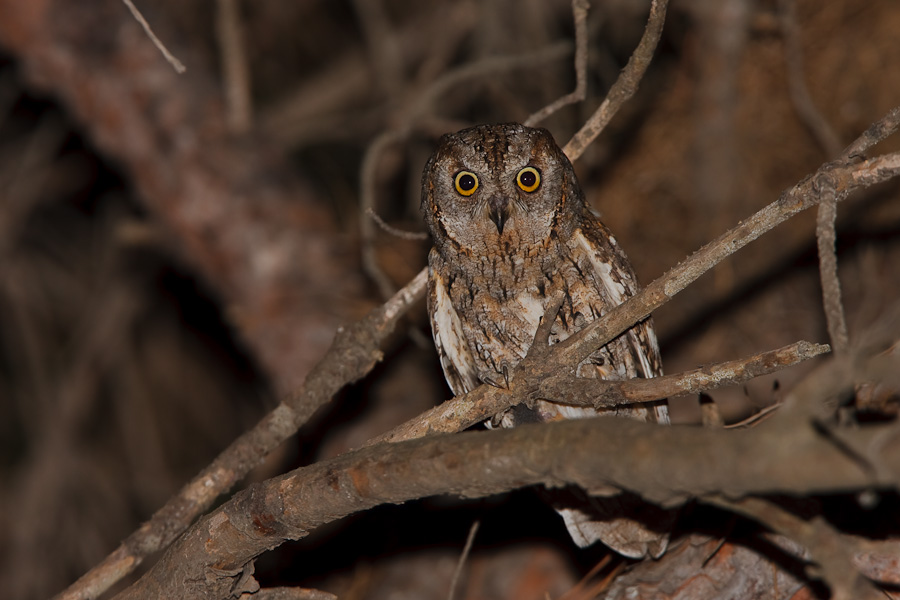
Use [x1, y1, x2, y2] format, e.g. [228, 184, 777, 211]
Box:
[1, 0, 899, 598]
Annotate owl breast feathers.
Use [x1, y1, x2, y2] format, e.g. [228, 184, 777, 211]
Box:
[421, 123, 670, 558]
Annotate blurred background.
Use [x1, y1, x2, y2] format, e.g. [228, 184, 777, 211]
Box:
[1, 0, 899, 598]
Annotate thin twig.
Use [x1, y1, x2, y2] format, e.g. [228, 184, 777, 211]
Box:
[778, 0, 841, 156]
[366, 208, 429, 241]
[778, 0, 850, 355]
[778, 0, 842, 157]
[840, 106, 900, 161]
[562, 0, 668, 161]
[558, 555, 613, 600]
[360, 128, 411, 299]
[724, 402, 783, 429]
[523, 0, 590, 127]
[816, 176, 850, 354]
[121, 0, 186, 74]
[447, 521, 479, 600]
[216, 0, 253, 133]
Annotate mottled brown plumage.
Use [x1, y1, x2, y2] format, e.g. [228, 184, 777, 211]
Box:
[421, 123, 669, 558]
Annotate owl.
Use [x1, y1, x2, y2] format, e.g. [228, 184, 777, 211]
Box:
[421, 123, 670, 559]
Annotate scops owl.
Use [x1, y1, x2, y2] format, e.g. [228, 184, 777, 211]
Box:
[421, 123, 670, 559]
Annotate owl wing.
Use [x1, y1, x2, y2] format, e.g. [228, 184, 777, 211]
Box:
[553, 218, 671, 558]
[574, 218, 669, 424]
[426, 251, 481, 397]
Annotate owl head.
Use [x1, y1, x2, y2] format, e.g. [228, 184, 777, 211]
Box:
[421, 123, 586, 257]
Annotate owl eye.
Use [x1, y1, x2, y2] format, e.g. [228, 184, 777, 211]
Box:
[516, 167, 541, 192]
[454, 171, 479, 196]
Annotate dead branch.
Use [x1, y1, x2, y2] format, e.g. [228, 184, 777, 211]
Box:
[369, 340, 828, 447]
[114, 375, 900, 600]
[537, 340, 830, 408]
[562, 0, 669, 161]
[816, 174, 850, 354]
[54, 270, 427, 600]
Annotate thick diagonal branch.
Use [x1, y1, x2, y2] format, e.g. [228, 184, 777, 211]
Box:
[54, 270, 427, 600]
[116, 395, 900, 600]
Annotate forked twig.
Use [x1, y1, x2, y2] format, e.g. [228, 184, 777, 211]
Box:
[524, 0, 590, 127]
[562, 0, 668, 161]
[777, 0, 851, 356]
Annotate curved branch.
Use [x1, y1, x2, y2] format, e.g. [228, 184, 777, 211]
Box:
[562, 0, 669, 161]
[116, 391, 900, 600]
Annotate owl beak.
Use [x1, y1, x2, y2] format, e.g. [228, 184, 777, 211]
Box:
[488, 195, 510, 235]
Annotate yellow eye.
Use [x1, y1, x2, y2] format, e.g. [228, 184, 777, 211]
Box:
[516, 166, 541, 192]
[454, 171, 479, 196]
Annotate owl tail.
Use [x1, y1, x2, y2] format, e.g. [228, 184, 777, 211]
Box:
[554, 491, 672, 559]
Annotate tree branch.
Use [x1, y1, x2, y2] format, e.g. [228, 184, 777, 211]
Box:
[115, 380, 900, 600]
[537, 340, 830, 408]
[54, 270, 427, 600]
[562, 0, 669, 161]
